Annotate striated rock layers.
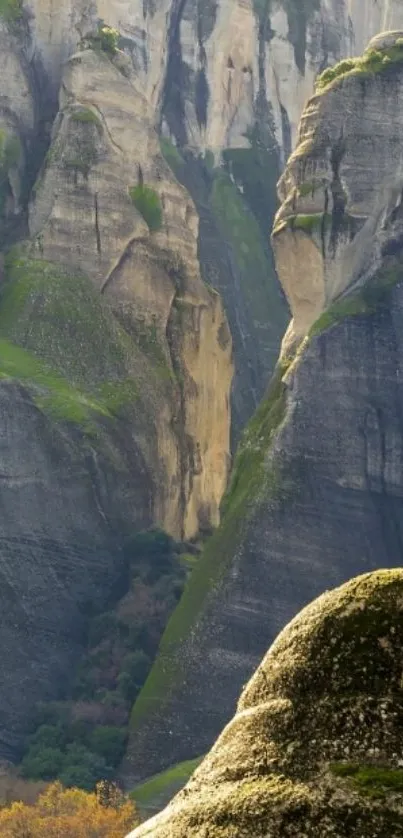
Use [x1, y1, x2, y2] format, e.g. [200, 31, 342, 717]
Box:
[129, 570, 403, 837]
[0, 7, 232, 757]
[1, 0, 403, 766]
[125, 32, 403, 783]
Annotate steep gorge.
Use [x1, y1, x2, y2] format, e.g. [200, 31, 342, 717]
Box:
[0, 0, 401, 779]
[125, 26, 403, 786]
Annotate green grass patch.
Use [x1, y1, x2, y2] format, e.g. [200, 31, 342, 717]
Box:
[0, 252, 141, 422]
[280, 212, 331, 236]
[87, 24, 119, 56]
[316, 40, 403, 92]
[330, 763, 403, 798]
[210, 170, 288, 354]
[0, 130, 22, 171]
[0, 0, 22, 21]
[130, 360, 291, 728]
[129, 185, 163, 232]
[130, 757, 202, 814]
[160, 137, 184, 170]
[298, 181, 317, 198]
[70, 108, 102, 127]
[0, 339, 110, 427]
[309, 262, 402, 338]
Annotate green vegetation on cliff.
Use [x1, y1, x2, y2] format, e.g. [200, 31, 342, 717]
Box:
[131, 757, 202, 816]
[316, 39, 403, 92]
[19, 530, 187, 791]
[129, 185, 163, 232]
[309, 260, 402, 338]
[0, 253, 139, 424]
[330, 764, 403, 798]
[0, 0, 22, 22]
[210, 170, 286, 353]
[130, 359, 291, 728]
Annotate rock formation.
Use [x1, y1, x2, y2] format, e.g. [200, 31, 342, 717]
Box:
[0, 0, 402, 771]
[0, 3, 233, 757]
[125, 31, 403, 783]
[129, 570, 403, 837]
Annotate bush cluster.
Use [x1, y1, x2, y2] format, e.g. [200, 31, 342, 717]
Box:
[129, 184, 163, 231]
[0, 781, 138, 837]
[19, 530, 188, 791]
[316, 39, 403, 91]
[20, 721, 128, 791]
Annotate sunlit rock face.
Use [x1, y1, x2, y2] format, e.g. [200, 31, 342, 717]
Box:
[123, 32, 403, 785]
[0, 0, 402, 770]
[21, 0, 403, 436]
[129, 570, 403, 838]
[273, 29, 403, 352]
[0, 0, 232, 760]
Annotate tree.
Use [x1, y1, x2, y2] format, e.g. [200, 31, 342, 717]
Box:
[0, 780, 139, 837]
[89, 727, 128, 768]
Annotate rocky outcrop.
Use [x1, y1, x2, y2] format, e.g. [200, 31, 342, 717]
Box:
[0, 3, 232, 757]
[28, 42, 232, 540]
[0, 0, 402, 771]
[124, 32, 403, 783]
[130, 570, 403, 837]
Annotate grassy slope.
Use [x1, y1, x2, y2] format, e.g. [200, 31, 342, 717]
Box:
[129, 360, 291, 728]
[131, 757, 202, 817]
[0, 252, 141, 424]
[210, 170, 287, 349]
[129, 256, 403, 735]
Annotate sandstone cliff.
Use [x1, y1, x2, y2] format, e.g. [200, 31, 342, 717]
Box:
[0, 0, 402, 771]
[0, 3, 233, 757]
[125, 31, 403, 783]
[129, 570, 403, 838]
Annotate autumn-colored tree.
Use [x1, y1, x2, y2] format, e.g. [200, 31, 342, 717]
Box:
[0, 780, 139, 838]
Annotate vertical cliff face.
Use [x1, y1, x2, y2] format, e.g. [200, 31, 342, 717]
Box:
[0, 0, 233, 758]
[5, 0, 403, 437]
[124, 31, 403, 785]
[0, 0, 402, 771]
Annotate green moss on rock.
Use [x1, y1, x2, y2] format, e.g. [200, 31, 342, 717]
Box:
[331, 764, 403, 797]
[0, 252, 139, 422]
[130, 570, 403, 837]
[316, 39, 403, 92]
[131, 757, 203, 816]
[0, 0, 22, 22]
[130, 359, 292, 728]
[129, 185, 163, 232]
[70, 108, 102, 127]
[309, 260, 402, 338]
[210, 170, 287, 348]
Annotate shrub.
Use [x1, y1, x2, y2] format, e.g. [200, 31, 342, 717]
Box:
[60, 743, 111, 791]
[20, 746, 65, 781]
[117, 651, 150, 702]
[0, 781, 139, 837]
[71, 108, 101, 126]
[27, 724, 67, 750]
[87, 24, 120, 57]
[0, 0, 22, 22]
[88, 612, 120, 648]
[89, 727, 128, 768]
[98, 25, 119, 55]
[129, 184, 163, 231]
[316, 41, 403, 91]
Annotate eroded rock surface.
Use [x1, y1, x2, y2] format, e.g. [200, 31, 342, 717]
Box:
[130, 570, 403, 837]
[125, 32, 403, 783]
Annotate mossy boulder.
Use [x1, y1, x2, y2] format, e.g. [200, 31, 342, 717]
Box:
[130, 570, 403, 837]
